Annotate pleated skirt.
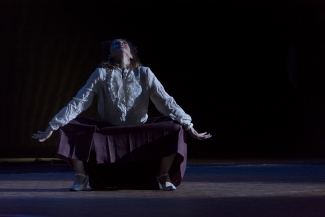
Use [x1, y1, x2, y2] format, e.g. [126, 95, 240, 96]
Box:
[56, 116, 187, 189]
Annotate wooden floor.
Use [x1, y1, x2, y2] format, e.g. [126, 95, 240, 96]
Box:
[0, 161, 325, 217]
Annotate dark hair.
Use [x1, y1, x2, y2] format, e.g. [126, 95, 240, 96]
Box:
[99, 39, 141, 69]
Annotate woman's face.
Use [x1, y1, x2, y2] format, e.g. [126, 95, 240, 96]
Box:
[110, 39, 133, 59]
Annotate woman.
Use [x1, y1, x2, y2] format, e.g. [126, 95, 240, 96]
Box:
[32, 39, 211, 191]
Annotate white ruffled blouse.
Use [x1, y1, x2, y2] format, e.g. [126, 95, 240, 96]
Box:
[49, 66, 193, 130]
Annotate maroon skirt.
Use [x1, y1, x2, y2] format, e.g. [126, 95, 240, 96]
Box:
[56, 116, 187, 189]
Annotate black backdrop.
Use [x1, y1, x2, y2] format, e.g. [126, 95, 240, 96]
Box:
[1, 0, 325, 159]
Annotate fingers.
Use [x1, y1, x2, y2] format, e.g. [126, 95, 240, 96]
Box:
[189, 130, 212, 140]
[32, 135, 48, 142]
[32, 130, 52, 142]
[199, 134, 212, 139]
[193, 131, 210, 137]
[196, 135, 212, 140]
[33, 131, 44, 136]
[197, 132, 208, 136]
[32, 134, 41, 139]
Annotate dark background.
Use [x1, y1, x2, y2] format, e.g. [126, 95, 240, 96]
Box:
[1, 0, 325, 159]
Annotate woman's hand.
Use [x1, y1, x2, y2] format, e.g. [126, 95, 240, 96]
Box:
[32, 126, 53, 142]
[187, 127, 212, 140]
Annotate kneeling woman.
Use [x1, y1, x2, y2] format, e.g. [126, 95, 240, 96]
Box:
[32, 39, 212, 191]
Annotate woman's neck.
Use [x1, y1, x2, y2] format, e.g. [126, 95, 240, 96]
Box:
[114, 54, 131, 69]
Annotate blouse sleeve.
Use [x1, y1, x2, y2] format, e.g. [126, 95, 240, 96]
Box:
[147, 68, 193, 130]
[48, 68, 103, 130]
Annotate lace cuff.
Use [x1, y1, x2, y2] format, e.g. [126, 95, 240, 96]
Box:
[183, 123, 193, 131]
[48, 121, 59, 131]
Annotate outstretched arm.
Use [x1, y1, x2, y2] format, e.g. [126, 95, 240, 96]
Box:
[148, 68, 192, 129]
[32, 68, 103, 142]
[147, 68, 212, 140]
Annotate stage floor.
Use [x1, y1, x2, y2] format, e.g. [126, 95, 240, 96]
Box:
[0, 160, 325, 217]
